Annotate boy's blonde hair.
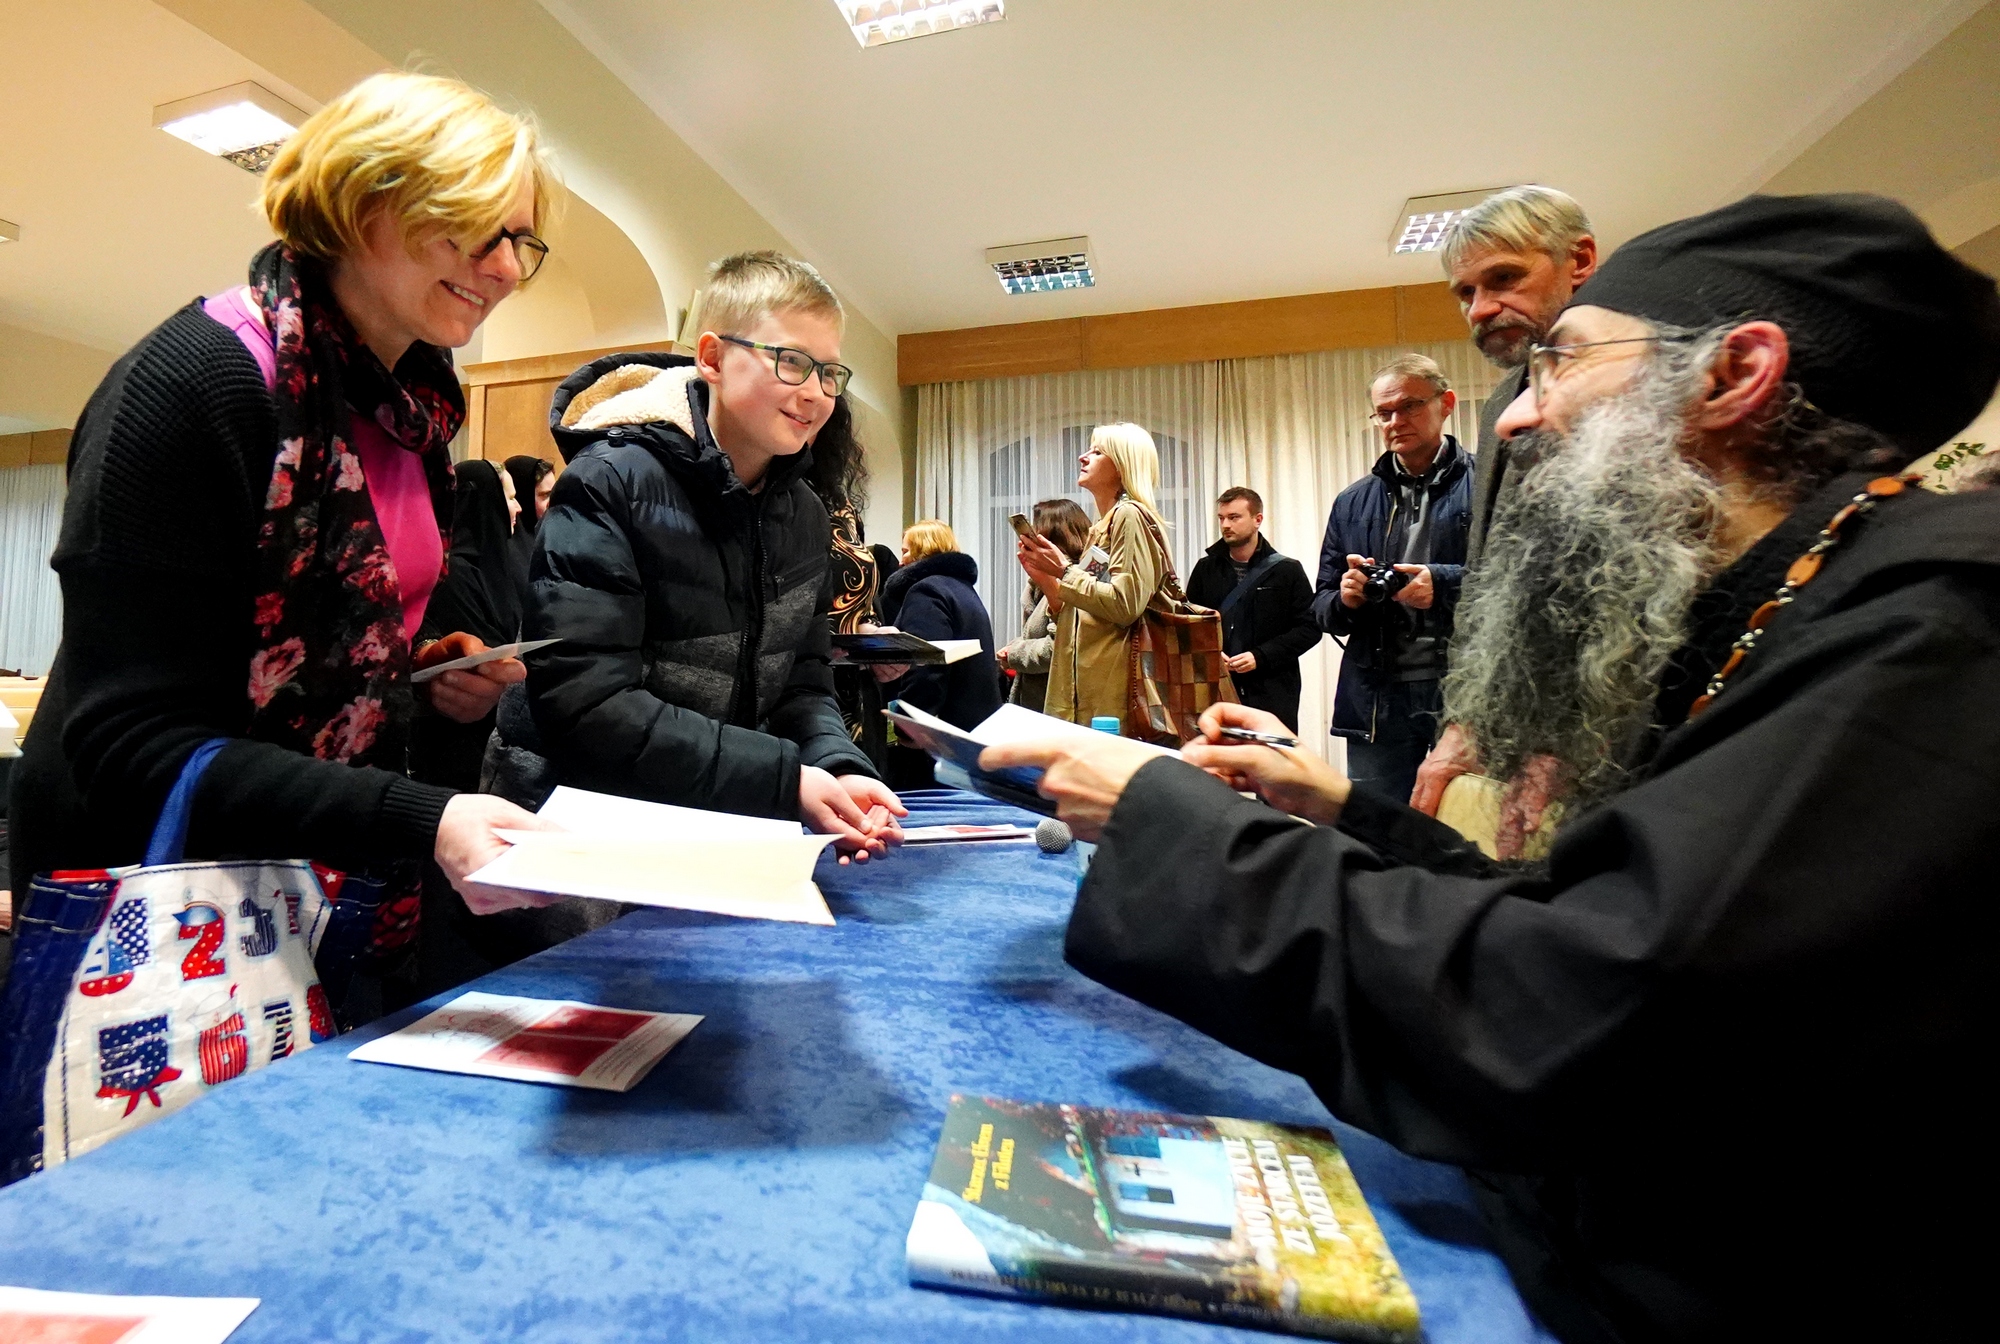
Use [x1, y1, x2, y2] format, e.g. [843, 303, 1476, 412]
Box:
[261, 72, 557, 264]
[901, 520, 959, 562]
[700, 251, 845, 340]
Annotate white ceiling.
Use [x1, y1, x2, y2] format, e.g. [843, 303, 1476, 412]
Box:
[538, 0, 1985, 335]
[0, 0, 309, 354]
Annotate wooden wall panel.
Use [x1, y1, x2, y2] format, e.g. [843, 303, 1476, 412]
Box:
[1085, 289, 1401, 371]
[479, 378, 565, 466]
[1395, 282, 1469, 344]
[897, 319, 1083, 386]
[898, 282, 1472, 385]
[461, 341, 676, 389]
[0, 430, 71, 468]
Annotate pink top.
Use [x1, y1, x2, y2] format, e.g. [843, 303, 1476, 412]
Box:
[204, 287, 443, 639]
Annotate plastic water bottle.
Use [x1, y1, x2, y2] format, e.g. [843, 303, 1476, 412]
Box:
[1075, 717, 1122, 873]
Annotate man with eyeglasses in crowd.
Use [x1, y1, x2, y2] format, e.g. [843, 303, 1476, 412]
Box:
[1310, 354, 1474, 805]
[500, 249, 904, 865]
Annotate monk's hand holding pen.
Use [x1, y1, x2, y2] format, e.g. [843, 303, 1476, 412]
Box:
[1182, 704, 1352, 827]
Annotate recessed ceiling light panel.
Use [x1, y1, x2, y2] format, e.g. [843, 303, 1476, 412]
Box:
[0, 218, 18, 244]
[1389, 187, 1506, 255]
[836, 0, 1004, 48]
[156, 81, 309, 174]
[986, 236, 1094, 295]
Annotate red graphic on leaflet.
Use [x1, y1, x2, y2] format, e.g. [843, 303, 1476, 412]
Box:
[174, 902, 227, 980]
[475, 1006, 649, 1078]
[0, 1310, 149, 1343]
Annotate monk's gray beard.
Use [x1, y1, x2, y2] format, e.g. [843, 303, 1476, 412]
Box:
[1443, 354, 1728, 813]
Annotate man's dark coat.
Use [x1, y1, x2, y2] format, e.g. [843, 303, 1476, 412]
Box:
[1310, 438, 1474, 739]
[1186, 534, 1319, 730]
[1065, 473, 2000, 1343]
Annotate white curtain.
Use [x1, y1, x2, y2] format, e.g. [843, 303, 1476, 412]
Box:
[915, 341, 1502, 763]
[0, 464, 66, 675]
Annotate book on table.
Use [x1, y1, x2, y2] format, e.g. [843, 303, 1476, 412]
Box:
[883, 701, 1176, 815]
[831, 631, 982, 664]
[906, 1094, 1421, 1342]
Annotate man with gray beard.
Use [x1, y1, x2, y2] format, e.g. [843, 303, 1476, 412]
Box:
[984, 194, 2000, 1343]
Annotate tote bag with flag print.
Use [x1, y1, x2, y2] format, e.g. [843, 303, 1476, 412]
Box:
[0, 739, 383, 1184]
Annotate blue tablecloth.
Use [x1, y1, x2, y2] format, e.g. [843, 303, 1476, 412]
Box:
[0, 790, 1553, 1343]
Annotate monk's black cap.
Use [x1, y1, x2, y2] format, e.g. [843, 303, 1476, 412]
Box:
[1569, 193, 2000, 455]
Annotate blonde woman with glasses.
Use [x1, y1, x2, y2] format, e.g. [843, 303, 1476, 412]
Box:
[1016, 423, 1170, 732]
[10, 73, 565, 1000]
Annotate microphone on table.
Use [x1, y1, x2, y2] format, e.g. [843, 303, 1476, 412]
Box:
[1035, 817, 1074, 853]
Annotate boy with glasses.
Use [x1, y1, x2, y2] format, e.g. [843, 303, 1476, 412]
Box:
[506, 251, 902, 856]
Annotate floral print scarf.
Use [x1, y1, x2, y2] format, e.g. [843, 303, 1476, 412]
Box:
[242, 241, 460, 766]
[241, 242, 462, 953]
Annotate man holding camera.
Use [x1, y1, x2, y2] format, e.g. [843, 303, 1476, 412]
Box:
[1311, 354, 1473, 803]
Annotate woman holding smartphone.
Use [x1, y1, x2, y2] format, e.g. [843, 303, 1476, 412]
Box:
[1014, 424, 1170, 732]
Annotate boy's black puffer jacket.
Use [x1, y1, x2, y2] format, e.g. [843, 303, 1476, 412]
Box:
[509, 351, 875, 820]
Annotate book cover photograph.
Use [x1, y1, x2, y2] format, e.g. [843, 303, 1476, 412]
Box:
[906, 1094, 1421, 1341]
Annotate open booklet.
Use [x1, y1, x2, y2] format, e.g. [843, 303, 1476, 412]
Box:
[831, 631, 983, 665]
[466, 787, 838, 925]
[349, 992, 700, 1092]
[884, 702, 1177, 815]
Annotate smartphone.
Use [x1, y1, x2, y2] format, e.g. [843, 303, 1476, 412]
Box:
[1007, 512, 1035, 538]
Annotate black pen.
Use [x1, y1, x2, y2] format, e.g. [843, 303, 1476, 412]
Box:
[1217, 726, 1298, 749]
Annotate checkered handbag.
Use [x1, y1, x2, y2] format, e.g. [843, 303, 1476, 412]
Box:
[1124, 509, 1238, 746]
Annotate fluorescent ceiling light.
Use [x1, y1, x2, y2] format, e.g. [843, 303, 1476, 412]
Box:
[155, 81, 309, 174]
[986, 236, 1094, 294]
[0, 218, 17, 244]
[835, 0, 1004, 48]
[1389, 187, 1505, 255]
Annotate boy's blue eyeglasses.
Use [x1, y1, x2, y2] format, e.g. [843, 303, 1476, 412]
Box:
[718, 336, 853, 397]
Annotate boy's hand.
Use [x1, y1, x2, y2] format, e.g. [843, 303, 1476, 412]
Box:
[836, 775, 906, 864]
[800, 767, 902, 863]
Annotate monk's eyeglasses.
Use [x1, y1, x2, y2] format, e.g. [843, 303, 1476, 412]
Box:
[1527, 336, 1668, 404]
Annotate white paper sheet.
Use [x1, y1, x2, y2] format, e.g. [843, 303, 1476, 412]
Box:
[0, 1286, 258, 1344]
[467, 787, 838, 925]
[409, 638, 562, 683]
[897, 824, 1035, 845]
[348, 992, 701, 1091]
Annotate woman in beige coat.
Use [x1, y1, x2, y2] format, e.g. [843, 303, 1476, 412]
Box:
[1017, 424, 1170, 732]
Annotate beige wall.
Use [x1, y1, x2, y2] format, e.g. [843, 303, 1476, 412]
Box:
[0, 322, 115, 433]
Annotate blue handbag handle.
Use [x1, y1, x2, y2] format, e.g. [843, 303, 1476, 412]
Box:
[143, 738, 230, 867]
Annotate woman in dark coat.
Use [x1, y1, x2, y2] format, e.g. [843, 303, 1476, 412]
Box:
[877, 521, 1002, 732]
[411, 460, 524, 792]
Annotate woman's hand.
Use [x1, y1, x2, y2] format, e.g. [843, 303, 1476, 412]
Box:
[416, 632, 524, 723]
[1017, 534, 1068, 600]
[978, 733, 1162, 841]
[1180, 703, 1351, 826]
[434, 793, 565, 914]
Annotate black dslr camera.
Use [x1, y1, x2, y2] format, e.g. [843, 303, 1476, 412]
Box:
[1357, 560, 1411, 604]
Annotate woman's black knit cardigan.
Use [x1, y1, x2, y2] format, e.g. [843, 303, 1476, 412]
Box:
[7, 301, 454, 893]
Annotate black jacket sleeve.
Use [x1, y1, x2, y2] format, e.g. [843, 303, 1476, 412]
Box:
[1250, 559, 1322, 667]
[763, 565, 877, 781]
[525, 452, 806, 818]
[30, 316, 451, 884]
[1066, 571, 1999, 1171]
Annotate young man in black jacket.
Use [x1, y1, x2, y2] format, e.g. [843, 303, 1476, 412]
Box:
[513, 251, 901, 858]
[1184, 488, 1319, 731]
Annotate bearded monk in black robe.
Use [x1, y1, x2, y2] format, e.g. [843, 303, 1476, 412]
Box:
[984, 195, 2000, 1344]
